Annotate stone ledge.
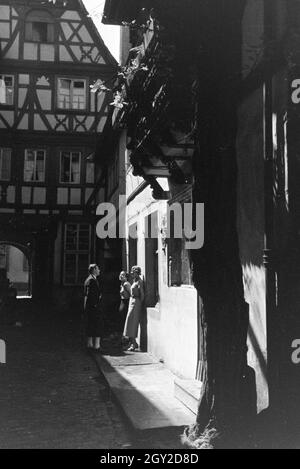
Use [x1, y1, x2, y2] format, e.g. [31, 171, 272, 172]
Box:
[174, 378, 202, 415]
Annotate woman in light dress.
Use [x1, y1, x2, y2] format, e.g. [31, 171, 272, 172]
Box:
[123, 266, 145, 351]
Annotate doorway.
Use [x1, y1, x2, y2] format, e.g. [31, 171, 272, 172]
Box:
[0, 243, 32, 298]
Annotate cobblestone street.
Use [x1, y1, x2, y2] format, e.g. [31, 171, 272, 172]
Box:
[0, 299, 133, 449]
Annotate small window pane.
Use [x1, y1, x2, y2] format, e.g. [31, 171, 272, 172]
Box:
[64, 224, 91, 285]
[60, 152, 81, 184]
[58, 79, 71, 109]
[4, 77, 13, 87]
[36, 160, 45, 181]
[24, 152, 35, 181]
[74, 81, 84, 89]
[70, 153, 80, 183]
[72, 81, 85, 110]
[61, 152, 71, 182]
[60, 79, 71, 89]
[57, 78, 86, 110]
[26, 150, 35, 161]
[0, 75, 14, 105]
[66, 224, 78, 250]
[24, 150, 45, 182]
[32, 22, 48, 42]
[78, 225, 90, 250]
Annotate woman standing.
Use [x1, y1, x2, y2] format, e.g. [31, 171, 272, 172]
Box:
[123, 266, 144, 351]
[119, 271, 131, 333]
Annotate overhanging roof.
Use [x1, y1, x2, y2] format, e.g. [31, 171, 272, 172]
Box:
[102, 0, 140, 25]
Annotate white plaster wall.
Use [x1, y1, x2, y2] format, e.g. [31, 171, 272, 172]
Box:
[126, 184, 198, 379]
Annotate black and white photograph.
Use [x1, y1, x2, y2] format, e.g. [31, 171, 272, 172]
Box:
[0, 0, 299, 452]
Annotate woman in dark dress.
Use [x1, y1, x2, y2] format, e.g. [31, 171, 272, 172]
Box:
[119, 271, 131, 333]
[83, 264, 102, 351]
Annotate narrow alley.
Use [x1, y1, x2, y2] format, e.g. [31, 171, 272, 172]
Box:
[0, 299, 187, 449]
[0, 299, 133, 449]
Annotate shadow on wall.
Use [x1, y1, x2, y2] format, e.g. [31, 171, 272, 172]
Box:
[140, 302, 148, 352]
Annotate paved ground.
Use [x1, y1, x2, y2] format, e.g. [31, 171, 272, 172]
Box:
[92, 353, 195, 432]
[0, 299, 187, 449]
[2, 298, 298, 449]
[0, 299, 133, 449]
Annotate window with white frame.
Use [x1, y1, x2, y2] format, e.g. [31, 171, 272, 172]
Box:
[0, 148, 11, 181]
[0, 75, 14, 105]
[24, 149, 46, 182]
[60, 151, 81, 184]
[57, 78, 87, 110]
[63, 224, 91, 285]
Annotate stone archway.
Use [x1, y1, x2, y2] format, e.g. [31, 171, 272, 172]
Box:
[0, 241, 32, 297]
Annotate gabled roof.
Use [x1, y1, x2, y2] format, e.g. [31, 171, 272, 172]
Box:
[76, 0, 118, 67]
[7, 0, 118, 67]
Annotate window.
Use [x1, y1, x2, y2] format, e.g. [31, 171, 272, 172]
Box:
[168, 238, 193, 286]
[145, 212, 159, 306]
[167, 201, 193, 287]
[24, 149, 46, 182]
[25, 10, 54, 43]
[0, 75, 14, 105]
[57, 78, 86, 110]
[63, 224, 91, 285]
[0, 148, 11, 181]
[60, 151, 81, 184]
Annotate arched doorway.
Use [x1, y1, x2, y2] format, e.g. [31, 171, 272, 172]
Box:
[0, 243, 32, 298]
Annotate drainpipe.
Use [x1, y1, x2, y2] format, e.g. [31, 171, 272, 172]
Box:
[263, 0, 279, 411]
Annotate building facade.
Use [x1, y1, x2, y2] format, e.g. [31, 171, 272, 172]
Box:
[0, 0, 117, 303]
[100, 0, 300, 434]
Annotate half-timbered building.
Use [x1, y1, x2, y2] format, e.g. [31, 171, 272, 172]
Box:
[0, 0, 117, 301]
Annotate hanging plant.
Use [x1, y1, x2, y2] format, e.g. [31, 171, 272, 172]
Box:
[109, 91, 129, 109]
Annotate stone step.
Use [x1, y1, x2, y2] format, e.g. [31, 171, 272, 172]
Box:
[174, 378, 202, 415]
[92, 352, 196, 430]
